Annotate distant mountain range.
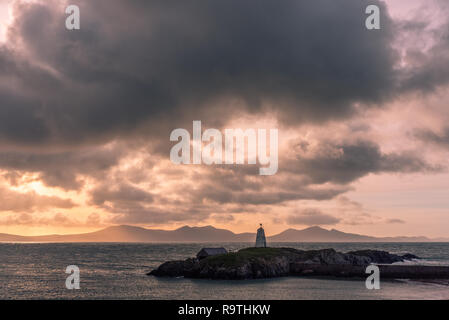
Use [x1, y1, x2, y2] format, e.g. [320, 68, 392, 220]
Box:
[1, 225, 447, 243]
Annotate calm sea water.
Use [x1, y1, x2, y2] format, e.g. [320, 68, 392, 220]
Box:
[0, 242, 448, 300]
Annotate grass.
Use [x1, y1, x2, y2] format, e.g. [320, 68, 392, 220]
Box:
[201, 247, 293, 267]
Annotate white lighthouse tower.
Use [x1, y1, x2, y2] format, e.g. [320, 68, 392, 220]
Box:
[255, 224, 267, 248]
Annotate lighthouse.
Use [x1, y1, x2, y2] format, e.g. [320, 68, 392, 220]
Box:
[255, 224, 267, 248]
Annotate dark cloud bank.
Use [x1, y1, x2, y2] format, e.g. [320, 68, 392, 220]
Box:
[2, 0, 398, 146]
[1, 0, 448, 224]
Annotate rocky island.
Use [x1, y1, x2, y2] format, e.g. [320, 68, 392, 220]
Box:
[148, 247, 449, 280]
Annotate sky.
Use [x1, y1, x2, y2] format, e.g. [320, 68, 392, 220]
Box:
[0, 0, 449, 238]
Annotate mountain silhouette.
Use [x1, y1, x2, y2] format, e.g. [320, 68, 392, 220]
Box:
[0, 225, 443, 242]
[0, 225, 254, 242]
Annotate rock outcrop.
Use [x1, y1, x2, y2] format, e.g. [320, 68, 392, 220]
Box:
[147, 247, 436, 280]
[347, 250, 417, 264]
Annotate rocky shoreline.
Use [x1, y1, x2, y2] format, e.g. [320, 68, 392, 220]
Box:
[147, 247, 449, 280]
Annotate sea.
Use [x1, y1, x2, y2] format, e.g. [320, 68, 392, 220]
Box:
[0, 242, 448, 300]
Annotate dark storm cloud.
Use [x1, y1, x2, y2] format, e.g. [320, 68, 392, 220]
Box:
[191, 181, 348, 205]
[211, 214, 235, 224]
[106, 205, 213, 224]
[285, 141, 440, 184]
[286, 209, 341, 226]
[88, 138, 437, 218]
[0, 0, 399, 147]
[90, 183, 154, 206]
[415, 127, 449, 149]
[0, 145, 124, 190]
[86, 182, 219, 225]
[398, 16, 449, 94]
[1, 0, 448, 227]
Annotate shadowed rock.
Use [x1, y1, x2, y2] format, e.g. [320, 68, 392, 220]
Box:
[347, 250, 419, 264]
